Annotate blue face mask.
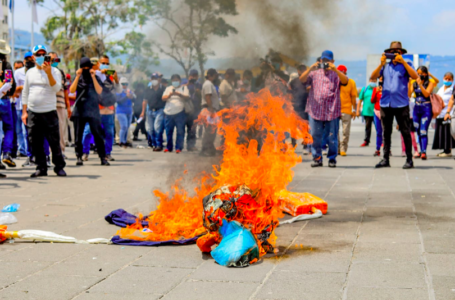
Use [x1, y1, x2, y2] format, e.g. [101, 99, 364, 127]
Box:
[35, 56, 44, 66]
[273, 63, 281, 70]
[100, 64, 109, 70]
[369, 82, 377, 88]
[51, 62, 58, 68]
[172, 81, 180, 88]
[443, 80, 453, 87]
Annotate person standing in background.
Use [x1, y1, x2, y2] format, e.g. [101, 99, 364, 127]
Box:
[200, 69, 220, 157]
[116, 77, 135, 149]
[371, 77, 384, 157]
[132, 83, 146, 141]
[433, 72, 454, 157]
[337, 65, 357, 156]
[357, 78, 377, 147]
[219, 69, 238, 109]
[289, 64, 310, 150]
[12, 59, 27, 158]
[236, 69, 253, 104]
[186, 69, 202, 152]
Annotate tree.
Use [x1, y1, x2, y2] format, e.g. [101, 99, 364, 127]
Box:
[148, 0, 238, 77]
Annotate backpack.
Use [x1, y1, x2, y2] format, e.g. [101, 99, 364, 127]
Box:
[99, 77, 117, 107]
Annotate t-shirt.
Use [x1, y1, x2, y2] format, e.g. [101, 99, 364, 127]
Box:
[14, 67, 26, 110]
[116, 89, 134, 115]
[380, 61, 414, 108]
[56, 68, 67, 109]
[219, 79, 237, 108]
[163, 85, 189, 115]
[145, 85, 165, 110]
[201, 80, 219, 110]
[437, 85, 453, 118]
[340, 78, 357, 115]
[359, 85, 375, 117]
[21, 67, 62, 113]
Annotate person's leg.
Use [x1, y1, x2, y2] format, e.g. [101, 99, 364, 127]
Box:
[155, 109, 165, 149]
[0, 102, 14, 157]
[82, 123, 92, 154]
[43, 138, 50, 157]
[11, 104, 18, 157]
[413, 105, 423, 151]
[185, 113, 196, 150]
[101, 114, 114, 156]
[57, 107, 67, 154]
[373, 114, 382, 151]
[43, 111, 66, 172]
[28, 111, 46, 172]
[133, 112, 140, 138]
[15, 109, 27, 156]
[74, 118, 87, 159]
[164, 113, 175, 151]
[418, 104, 432, 154]
[327, 119, 340, 162]
[395, 106, 413, 161]
[364, 116, 373, 144]
[116, 113, 128, 144]
[88, 117, 107, 159]
[175, 111, 186, 151]
[340, 113, 351, 153]
[309, 117, 323, 162]
[146, 110, 156, 148]
[114, 116, 120, 144]
[201, 123, 217, 154]
[380, 107, 394, 161]
[411, 132, 418, 152]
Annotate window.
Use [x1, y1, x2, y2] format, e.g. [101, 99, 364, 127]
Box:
[2, 16, 7, 24]
[3, 33, 7, 40]
[2, 0, 5, 6]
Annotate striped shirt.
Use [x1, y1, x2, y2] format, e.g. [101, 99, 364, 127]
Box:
[305, 69, 343, 121]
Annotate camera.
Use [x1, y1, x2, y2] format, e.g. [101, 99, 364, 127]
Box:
[318, 62, 329, 70]
[44, 55, 51, 63]
[384, 53, 396, 60]
[52, 58, 61, 63]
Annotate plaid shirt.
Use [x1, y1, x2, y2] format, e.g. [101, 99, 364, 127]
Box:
[305, 69, 343, 121]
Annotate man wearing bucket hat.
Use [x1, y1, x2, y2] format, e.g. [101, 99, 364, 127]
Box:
[371, 41, 419, 169]
[21, 44, 66, 177]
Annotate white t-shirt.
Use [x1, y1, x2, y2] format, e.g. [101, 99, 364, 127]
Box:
[163, 85, 189, 115]
[202, 80, 219, 110]
[14, 67, 26, 109]
[219, 79, 237, 107]
[437, 85, 454, 118]
[22, 67, 62, 113]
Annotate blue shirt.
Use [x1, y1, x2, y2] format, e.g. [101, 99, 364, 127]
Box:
[380, 61, 414, 108]
[116, 90, 133, 115]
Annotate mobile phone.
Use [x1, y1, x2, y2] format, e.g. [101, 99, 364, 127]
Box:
[105, 70, 115, 76]
[53, 58, 61, 63]
[385, 53, 396, 59]
[44, 55, 51, 63]
[4, 69, 12, 83]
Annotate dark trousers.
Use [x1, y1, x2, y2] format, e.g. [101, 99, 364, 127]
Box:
[185, 113, 197, 149]
[74, 117, 106, 159]
[202, 123, 217, 153]
[133, 112, 146, 138]
[381, 106, 412, 161]
[11, 104, 18, 157]
[27, 110, 66, 172]
[364, 116, 374, 144]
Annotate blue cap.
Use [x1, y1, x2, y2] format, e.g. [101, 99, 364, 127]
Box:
[321, 50, 334, 61]
[24, 51, 33, 59]
[189, 69, 198, 76]
[151, 72, 159, 79]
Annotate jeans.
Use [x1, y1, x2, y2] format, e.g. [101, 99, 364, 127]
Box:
[147, 108, 165, 148]
[11, 104, 18, 157]
[83, 114, 115, 155]
[165, 111, 186, 151]
[15, 109, 27, 155]
[373, 114, 383, 151]
[117, 113, 132, 144]
[82, 123, 93, 154]
[364, 116, 374, 144]
[413, 102, 432, 154]
[0, 99, 14, 155]
[74, 117, 106, 159]
[381, 106, 412, 161]
[309, 117, 339, 162]
[27, 110, 66, 172]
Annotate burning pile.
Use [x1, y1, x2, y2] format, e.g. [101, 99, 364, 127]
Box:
[113, 89, 314, 266]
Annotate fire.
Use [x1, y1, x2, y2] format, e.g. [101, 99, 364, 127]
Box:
[115, 89, 312, 259]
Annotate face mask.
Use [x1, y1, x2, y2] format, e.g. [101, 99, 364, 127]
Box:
[273, 63, 281, 70]
[243, 79, 250, 85]
[35, 56, 45, 66]
[189, 78, 196, 84]
[420, 75, 428, 80]
[51, 62, 59, 68]
[151, 80, 158, 86]
[379, 82, 383, 87]
[369, 82, 377, 88]
[443, 80, 453, 87]
[172, 81, 180, 88]
[25, 61, 35, 69]
[100, 64, 109, 70]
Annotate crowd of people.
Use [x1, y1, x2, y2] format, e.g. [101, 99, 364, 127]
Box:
[0, 40, 454, 178]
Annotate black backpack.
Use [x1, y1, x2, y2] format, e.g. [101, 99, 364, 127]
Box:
[99, 77, 117, 107]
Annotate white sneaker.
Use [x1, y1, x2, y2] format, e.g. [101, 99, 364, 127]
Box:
[437, 152, 452, 157]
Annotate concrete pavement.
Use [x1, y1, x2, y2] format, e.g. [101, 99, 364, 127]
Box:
[1, 121, 455, 300]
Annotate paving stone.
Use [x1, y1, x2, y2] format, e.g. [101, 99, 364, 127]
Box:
[432, 275, 455, 300]
[346, 287, 429, 300]
[0, 261, 53, 289]
[133, 245, 204, 269]
[427, 254, 455, 276]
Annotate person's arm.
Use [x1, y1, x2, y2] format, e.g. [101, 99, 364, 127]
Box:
[162, 88, 171, 101]
[64, 89, 71, 118]
[429, 72, 439, 85]
[371, 54, 387, 81]
[328, 63, 348, 85]
[140, 100, 147, 118]
[42, 63, 58, 90]
[351, 82, 358, 120]
[90, 70, 103, 95]
[21, 73, 30, 125]
[299, 62, 318, 84]
[408, 81, 414, 98]
[356, 88, 364, 117]
[205, 94, 213, 112]
[416, 78, 435, 98]
[444, 95, 454, 121]
[70, 69, 82, 93]
[394, 55, 418, 80]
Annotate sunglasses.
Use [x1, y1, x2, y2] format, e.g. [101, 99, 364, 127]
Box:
[34, 53, 46, 57]
[101, 62, 109, 65]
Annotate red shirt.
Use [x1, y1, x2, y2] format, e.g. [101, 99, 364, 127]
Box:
[371, 87, 382, 111]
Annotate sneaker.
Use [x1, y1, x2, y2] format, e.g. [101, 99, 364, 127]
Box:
[76, 157, 84, 166]
[437, 152, 452, 157]
[47, 156, 52, 167]
[322, 150, 328, 156]
[30, 170, 48, 178]
[421, 153, 427, 160]
[18, 153, 28, 158]
[340, 151, 347, 156]
[22, 157, 35, 167]
[2, 153, 16, 167]
[154, 147, 163, 152]
[414, 152, 421, 158]
[101, 159, 110, 166]
[0, 173, 6, 178]
[374, 150, 380, 157]
[105, 155, 115, 161]
[176, 150, 182, 154]
[164, 149, 172, 153]
[403, 160, 414, 169]
[125, 142, 133, 148]
[133, 137, 142, 141]
[311, 158, 323, 168]
[360, 142, 369, 147]
[187, 147, 198, 152]
[375, 159, 391, 168]
[0, 162, 5, 169]
[55, 169, 67, 177]
[302, 149, 309, 155]
[82, 153, 89, 161]
[328, 160, 337, 168]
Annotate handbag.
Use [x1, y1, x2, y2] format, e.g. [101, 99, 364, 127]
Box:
[430, 93, 445, 119]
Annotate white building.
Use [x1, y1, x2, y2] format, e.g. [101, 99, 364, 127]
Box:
[0, 0, 8, 42]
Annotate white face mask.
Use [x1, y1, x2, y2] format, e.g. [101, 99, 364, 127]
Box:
[151, 80, 158, 86]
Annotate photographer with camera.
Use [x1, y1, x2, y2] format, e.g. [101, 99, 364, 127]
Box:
[21, 45, 65, 177]
[371, 41, 418, 169]
[299, 50, 348, 168]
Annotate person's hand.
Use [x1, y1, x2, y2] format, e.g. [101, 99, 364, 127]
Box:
[310, 62, 319, 71]
[89, 69, 96, 77]
[113, 71, 118, 82]
[416, 77, 422, 86]
[328, 62, 337, 71]
[444, 113, 451, 121]
[140, 112, 144, 119]
[394, 54, 405, 65]
[42, 62, 52, 75]
[356, 110, 360, 117]
[101, 69, 107, 74]
[351, 112, 356, 120]
[22, 111, 28, 125]
[380, 53, 387, 66]
[76, 68, 83, 77]
[67, 107, 72, 119]
[127, 90, 133, 98]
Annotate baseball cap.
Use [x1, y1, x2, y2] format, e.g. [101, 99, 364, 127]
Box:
[120, 77, 129, 85]
[206, 68, 218, 78]
[90, 57, 99, 64]
[24, 51, 33, 59]
[337, 65, 347, 73]
[32, 45, 47, 54]
[189, 69, 199, 76]
[151, 72, 159, 79]
[321, 50, 334, 61]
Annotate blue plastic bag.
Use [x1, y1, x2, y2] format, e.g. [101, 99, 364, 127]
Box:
[2, 203, 20, 212]
[211, 220, 259, 267]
